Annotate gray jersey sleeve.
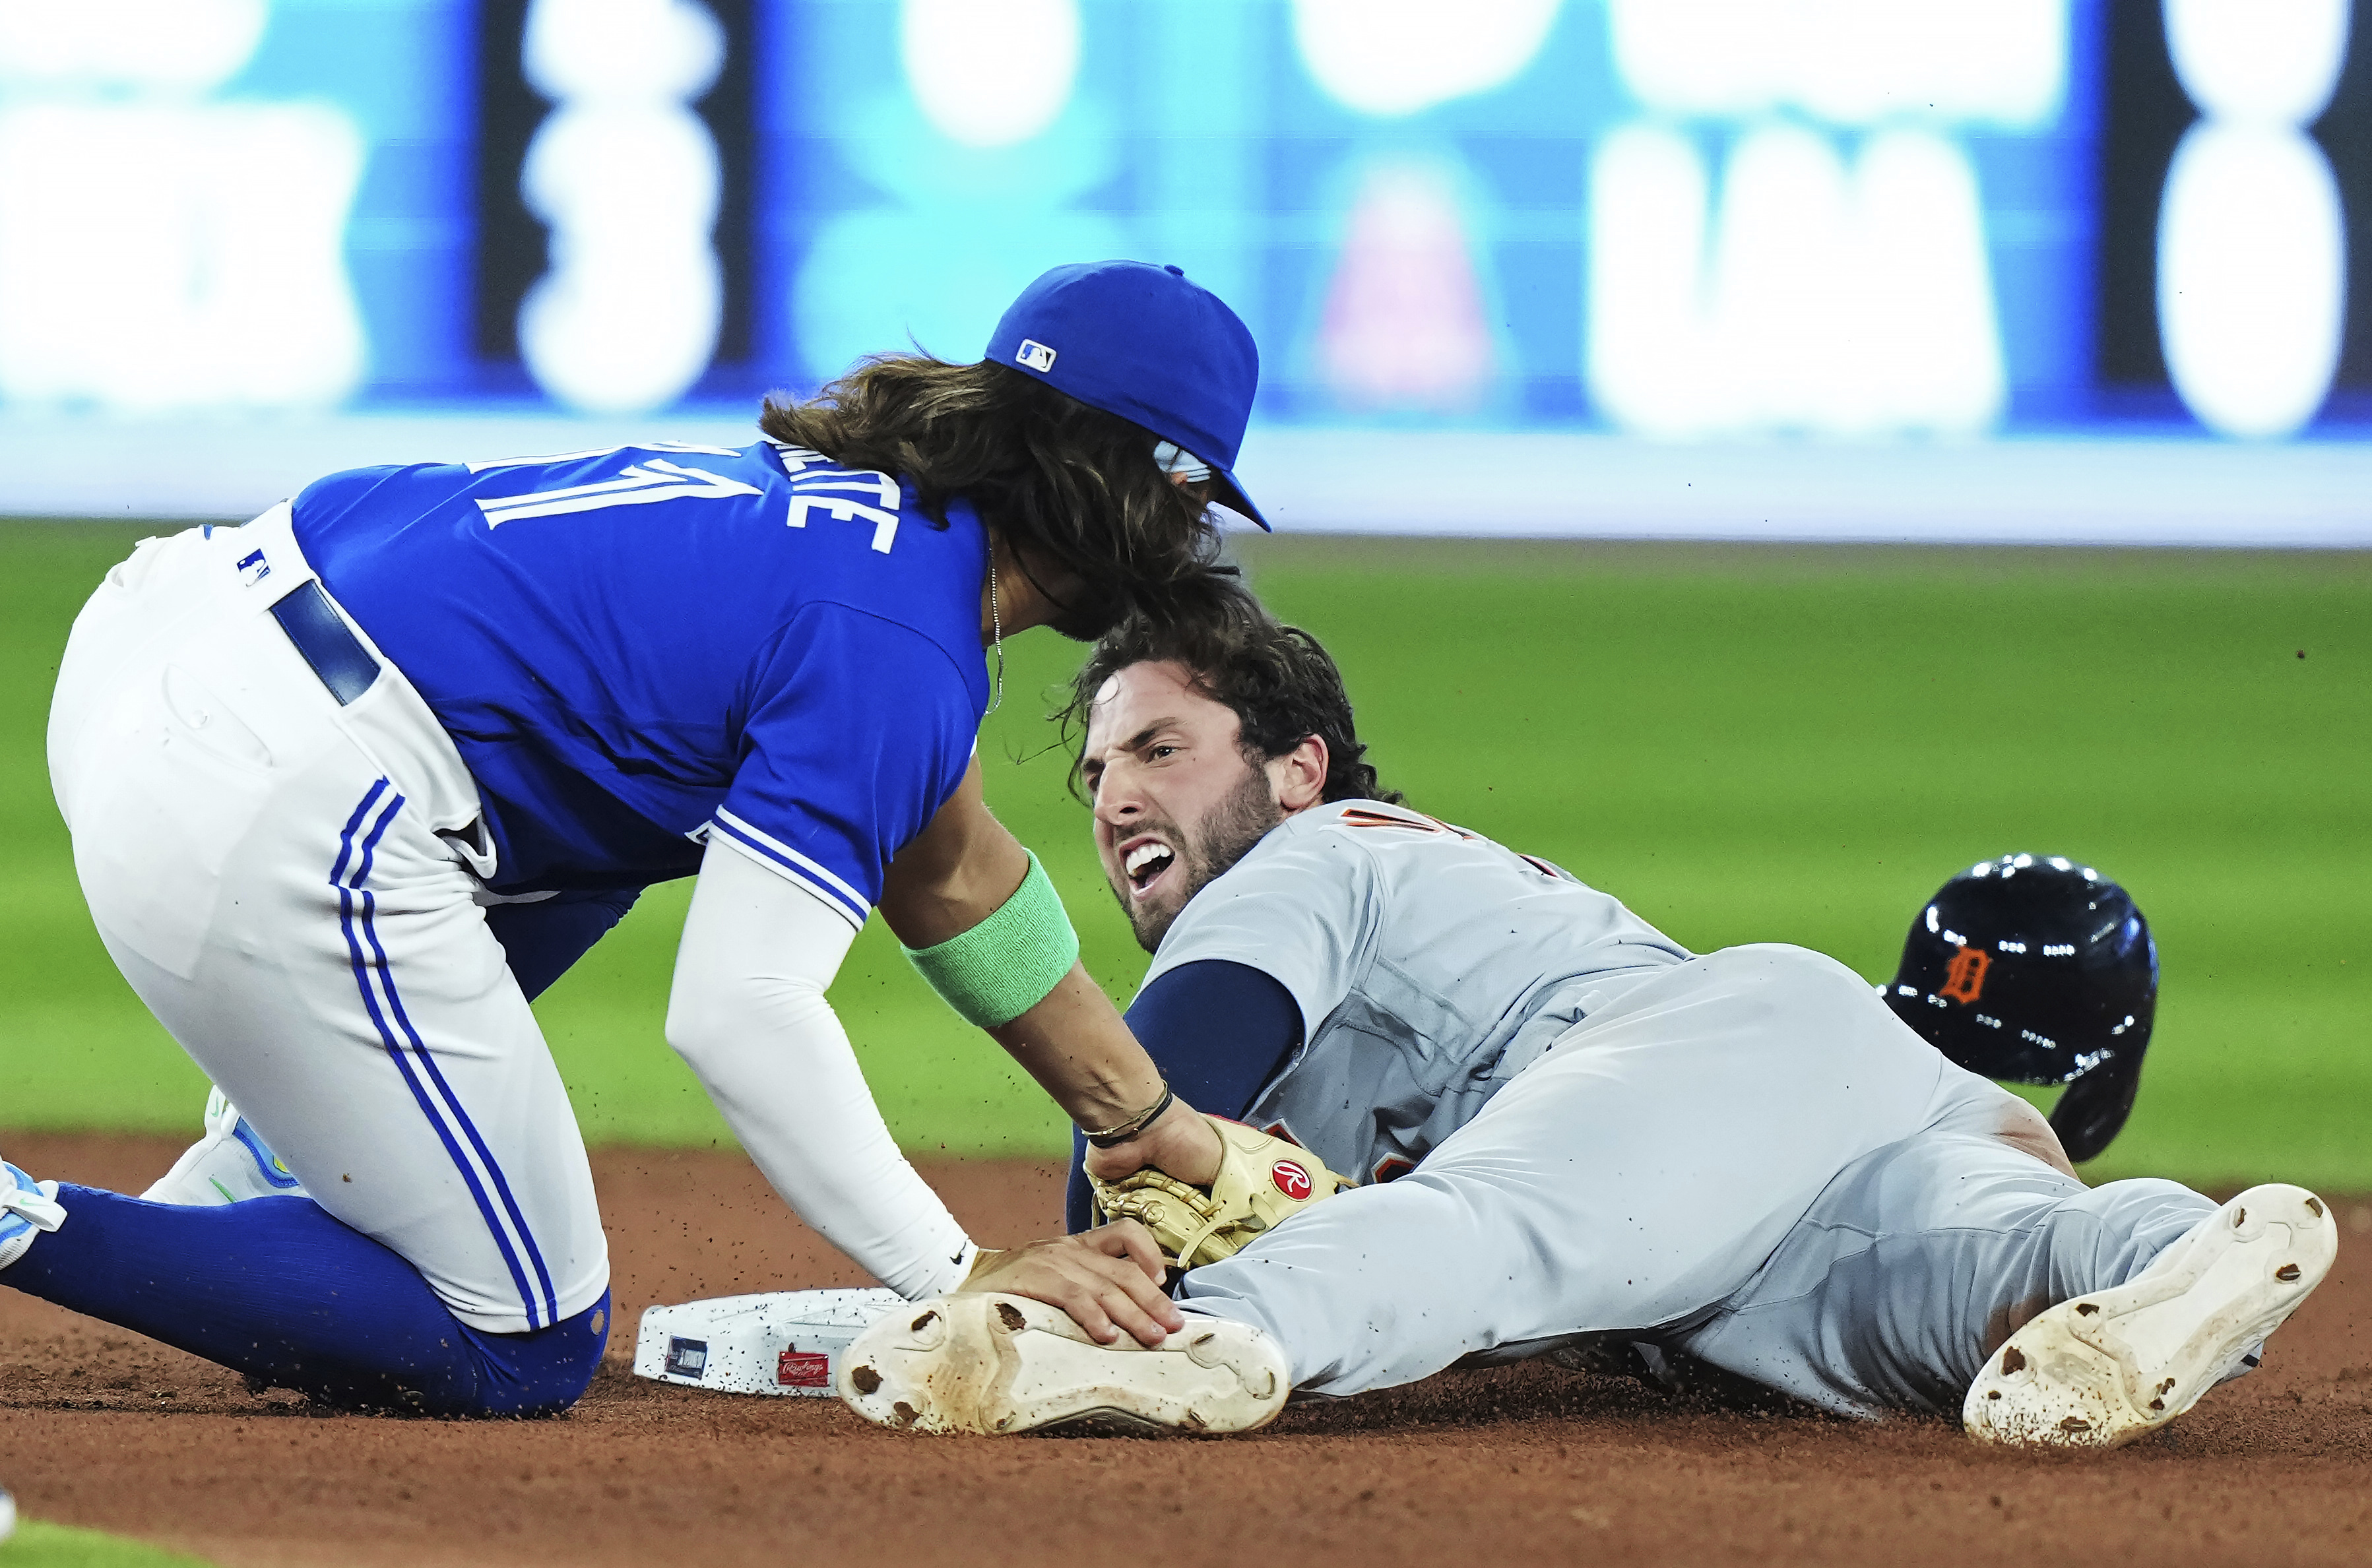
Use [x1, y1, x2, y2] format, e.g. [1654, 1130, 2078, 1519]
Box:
[1140, 819, 1384, 1042]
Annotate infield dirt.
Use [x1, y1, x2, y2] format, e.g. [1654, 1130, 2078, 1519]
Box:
[1, 1133, 2366, 1568]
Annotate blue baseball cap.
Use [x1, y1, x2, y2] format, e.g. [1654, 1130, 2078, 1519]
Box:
[985, 260, 1269, 530]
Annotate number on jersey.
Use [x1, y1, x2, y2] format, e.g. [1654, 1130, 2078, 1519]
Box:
[474, 455, 761, 526]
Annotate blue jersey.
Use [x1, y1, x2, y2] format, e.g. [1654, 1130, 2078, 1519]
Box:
[291, 439, 990, 927]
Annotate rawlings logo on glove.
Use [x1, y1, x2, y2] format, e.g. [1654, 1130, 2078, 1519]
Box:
[1089, 1117, 1350, 1272]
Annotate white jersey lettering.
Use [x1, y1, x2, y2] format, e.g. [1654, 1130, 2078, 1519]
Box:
[775, 446, 905, 553]
[785, 492, 901, 553]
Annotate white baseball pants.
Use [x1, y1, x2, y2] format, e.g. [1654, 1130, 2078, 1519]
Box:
[47, 511, 608, 1333]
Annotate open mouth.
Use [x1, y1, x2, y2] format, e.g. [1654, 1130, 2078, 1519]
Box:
[1120, 836, 1177, 898]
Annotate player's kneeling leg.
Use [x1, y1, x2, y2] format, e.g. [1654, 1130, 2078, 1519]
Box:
[0, 1162, 606, 1417]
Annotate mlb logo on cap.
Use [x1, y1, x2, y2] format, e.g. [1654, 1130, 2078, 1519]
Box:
[986, 260, 1269, 529]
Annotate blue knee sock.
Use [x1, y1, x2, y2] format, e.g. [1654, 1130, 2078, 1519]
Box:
[2, 1185, 607, 1416]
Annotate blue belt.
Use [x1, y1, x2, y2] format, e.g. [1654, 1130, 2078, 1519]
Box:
[268, 580, 381, 705]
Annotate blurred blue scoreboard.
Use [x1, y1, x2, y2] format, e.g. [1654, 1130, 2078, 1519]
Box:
[1, 0, 2368, 538]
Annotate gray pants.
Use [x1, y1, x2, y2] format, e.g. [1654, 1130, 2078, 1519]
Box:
[1178, 945, 2216, 1416]
[1665, 1121, 2212, 1414]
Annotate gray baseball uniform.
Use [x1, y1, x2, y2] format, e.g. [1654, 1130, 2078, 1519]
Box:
[1156, 801, 2218, 1414]
[1140, 800, 1688, 1187]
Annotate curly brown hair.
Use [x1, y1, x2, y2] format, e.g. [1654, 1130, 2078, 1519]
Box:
[760, 356, 1229, 639]
[1063, 573, 1398, 804]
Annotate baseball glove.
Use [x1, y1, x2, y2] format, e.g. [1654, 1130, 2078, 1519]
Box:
[1089, 1117, 1351, 1272]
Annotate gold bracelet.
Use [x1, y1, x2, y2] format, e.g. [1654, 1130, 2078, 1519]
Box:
[1083, 1082, 1175, 1148]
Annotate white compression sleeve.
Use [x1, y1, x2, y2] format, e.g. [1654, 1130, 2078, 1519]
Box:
[664, 837, 977, 1300]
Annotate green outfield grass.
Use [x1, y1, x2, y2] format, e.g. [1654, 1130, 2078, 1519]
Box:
[0, 1519, 215, 1567]
[3, 523, 2365, 1189]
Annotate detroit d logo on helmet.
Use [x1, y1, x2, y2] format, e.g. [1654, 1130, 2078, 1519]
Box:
[1940, 945, 1991, 1004]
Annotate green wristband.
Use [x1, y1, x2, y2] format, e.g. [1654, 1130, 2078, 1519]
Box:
[901, 850, 1081, 1028]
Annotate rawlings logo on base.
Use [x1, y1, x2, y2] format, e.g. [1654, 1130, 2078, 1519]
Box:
[777, 1346, 830, 1388]
[1271, 1160, 1313, 1201]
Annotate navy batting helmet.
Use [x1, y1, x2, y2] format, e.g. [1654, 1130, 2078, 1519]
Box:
[1883, 854, 2156, 1164]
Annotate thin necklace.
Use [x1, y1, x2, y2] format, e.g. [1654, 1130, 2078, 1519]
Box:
[985, 549, 1006, 717]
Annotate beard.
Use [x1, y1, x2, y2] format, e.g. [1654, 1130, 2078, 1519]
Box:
[1117, 765, 1287, 953]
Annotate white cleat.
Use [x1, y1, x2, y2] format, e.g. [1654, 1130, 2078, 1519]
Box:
[0, 1156, 66, 1270]
[143, 1086, 307, 1205]
[1964, 1183, 2338, 1449]
[838, 1293, 1291, 1437]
